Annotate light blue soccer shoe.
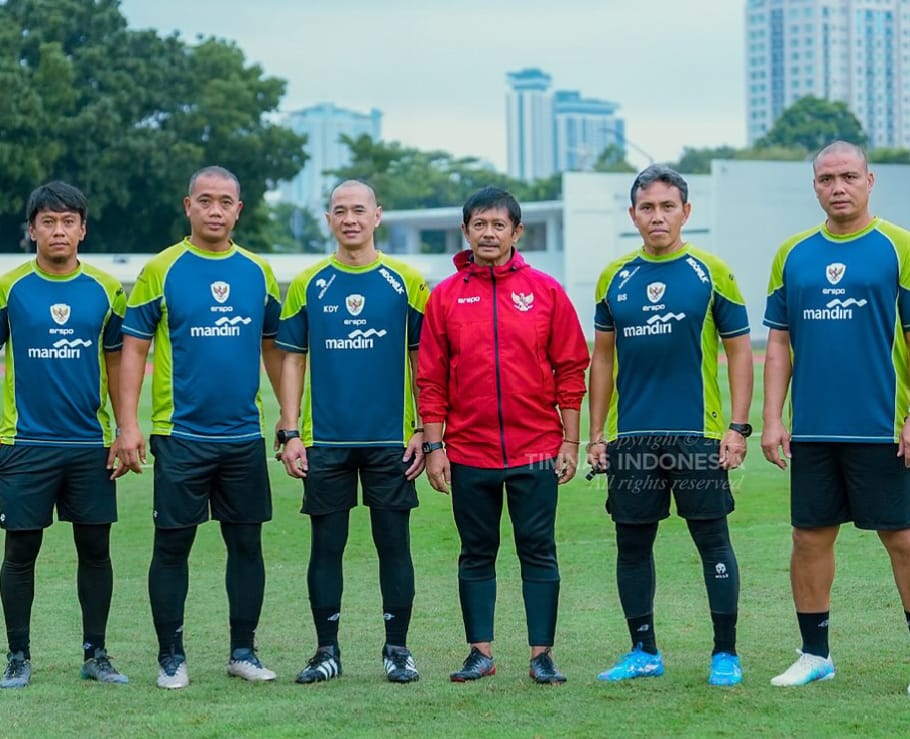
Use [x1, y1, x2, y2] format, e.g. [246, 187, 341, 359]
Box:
[708, 652, 742, 686]
[597, 643, 664, 681]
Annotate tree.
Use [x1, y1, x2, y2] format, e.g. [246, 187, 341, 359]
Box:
[757, 95, 866, 152]
[262, 202, 328, 253]
[868, 148, 910, 164]
[592, 144, 635, 173]
[0, 0, 307, 252]
[328, 134, 561, 211]
[672, 146, 740, 174]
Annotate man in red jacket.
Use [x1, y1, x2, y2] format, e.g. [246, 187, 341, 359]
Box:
[417, 186, 589, 684]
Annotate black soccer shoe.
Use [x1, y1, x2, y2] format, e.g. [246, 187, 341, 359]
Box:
[295, 645, 342, 684]
[450, 647, 496, 682]
[529, 648, 566, 684]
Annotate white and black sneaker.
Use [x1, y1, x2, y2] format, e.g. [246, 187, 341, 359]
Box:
[382, 644, 419, 683]
[295, 645, 342, 684]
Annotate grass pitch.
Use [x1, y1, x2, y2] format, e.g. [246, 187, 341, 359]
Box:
[4, 365, 910, 737]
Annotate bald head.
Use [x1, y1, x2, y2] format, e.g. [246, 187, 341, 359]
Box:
[813, 141, 868, 174]
[329, 180, 377, 209]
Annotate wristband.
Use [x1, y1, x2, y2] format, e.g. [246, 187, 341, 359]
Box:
[413, 427, 425, 433]
[563, 439, 580, 444]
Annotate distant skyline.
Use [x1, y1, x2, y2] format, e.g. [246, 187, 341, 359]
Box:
[118, 0, 747, 171]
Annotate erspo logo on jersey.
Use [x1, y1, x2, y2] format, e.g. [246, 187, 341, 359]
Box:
[802, 262, 868, 321]
[28, 303, 93, 359]
[190, 281, 252, 337]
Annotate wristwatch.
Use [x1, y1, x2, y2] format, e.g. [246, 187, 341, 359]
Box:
[276, 429, 301, 444]
[728, 422, 753, 438]
[421, 441, 445, 454]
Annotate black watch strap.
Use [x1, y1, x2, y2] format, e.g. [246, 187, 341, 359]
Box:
[728, 422, 752, 438]
[276, 429, 301, 444]
[421, 441, 444, 454]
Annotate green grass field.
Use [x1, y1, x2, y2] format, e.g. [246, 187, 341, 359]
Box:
[4, 363, 910, 737]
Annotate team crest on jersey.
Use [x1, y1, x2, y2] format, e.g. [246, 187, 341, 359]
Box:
[50, 303, 70, 325]
[647, 282, 666, 303]
[346, 294, 365, 316]
[211, 281, 230, 303]
[826, 263, 846, 285]
[511, 292, 534, 312]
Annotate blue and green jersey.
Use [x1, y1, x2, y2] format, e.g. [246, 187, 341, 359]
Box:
[122, 239, 281, 442]
[764, 218, 910, 442]
[0, 261, 125, 446]
[594, 244, 749, 441]
[277, 252, 428, 446]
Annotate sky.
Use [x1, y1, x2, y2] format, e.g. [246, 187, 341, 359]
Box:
[118, 0, 747, 171]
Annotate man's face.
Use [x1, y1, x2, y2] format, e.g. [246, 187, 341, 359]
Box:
[629, 181, 691, 254]
[461, 207, 523, 267]
[29, 208, 85, 269]
[326, 184, 382, 250]
[812, 150, 873, 226]
[184, 174, 243, 246]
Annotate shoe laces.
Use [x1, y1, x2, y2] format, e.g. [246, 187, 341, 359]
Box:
[308, 648, 336, 668]
[463, 647, 489, 670]
[386, 647, 411, 670]
[4, 655, 26, 678]
[94, 653, 116, 673]
[532, 648, 555, 670]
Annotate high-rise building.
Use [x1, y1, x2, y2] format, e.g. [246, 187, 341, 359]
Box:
[553, 91, 624, 171]
[506, 68, 625, 181]
[506, 68, 555, 180]
[746, 0, 910, 148]
[276, 103, 382, 213]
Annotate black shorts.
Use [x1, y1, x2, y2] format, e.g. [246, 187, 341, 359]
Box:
[605, 435, 734, 524]
[790, 442, 910, 530]
[302, 446, 419, 516]
[0, 445, 117, 530]
[150, 435, 272, 529]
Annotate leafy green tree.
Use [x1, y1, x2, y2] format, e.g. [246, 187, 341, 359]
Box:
[0, 0, 307, 252]
[757, 95, 866, 152]
[868, 148, 910, 164]
[592, 144, 635, 173]
[262, 202, 328, 253]
[672, 146, 740, 174]
[328, 135, 560, 210]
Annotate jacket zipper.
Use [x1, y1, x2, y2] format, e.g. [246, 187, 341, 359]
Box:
[490, 267, 508, 466]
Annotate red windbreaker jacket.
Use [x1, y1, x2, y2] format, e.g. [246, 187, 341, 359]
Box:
[417, 249, 589, 469]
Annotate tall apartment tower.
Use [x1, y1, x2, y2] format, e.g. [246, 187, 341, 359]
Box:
[277, 103, 382, 213]
[746, 0, 910, 148]
[506, 68, 555, 180]
[506, 68, 626, 181]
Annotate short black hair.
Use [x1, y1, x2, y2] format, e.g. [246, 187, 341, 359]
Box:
[630, 165, 689, 206]
[462, 186, 521, 228]
[188, 165, 241, 197]
[26, 181, 88, 225]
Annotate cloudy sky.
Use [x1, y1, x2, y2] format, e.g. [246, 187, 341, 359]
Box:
[118, 0, 746, 170]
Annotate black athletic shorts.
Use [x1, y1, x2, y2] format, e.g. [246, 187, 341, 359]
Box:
[0, 445, 117, 530]
[605, 435, 734, 524]
[150, 435, 272, 529]
[302, 446, 419, 516]
[790, 442, 910, 530]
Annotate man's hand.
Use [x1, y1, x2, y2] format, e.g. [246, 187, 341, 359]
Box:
[555, 440, 579, 484]
[403, 432, 425, 481]
[586, 439, 607, 478]
[719, 430, 748, 470]
[117, 425, 146, 474]
[425, 449, 450, 494]
[898, 416, 910, 468]
[761, 419, 791, 470]
[279, 436, 308, 479]
[106, 437, 130, 480]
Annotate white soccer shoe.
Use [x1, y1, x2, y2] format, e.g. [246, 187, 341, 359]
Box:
[770, 650, 834, 687]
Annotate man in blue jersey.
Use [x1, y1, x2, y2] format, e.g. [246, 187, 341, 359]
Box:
[762, 141, 910, 690]
[0, 181, 129, 688]
[276, 180, 428, 684]
[118, 166, 283, 689]
[588, 165, 753, 686]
